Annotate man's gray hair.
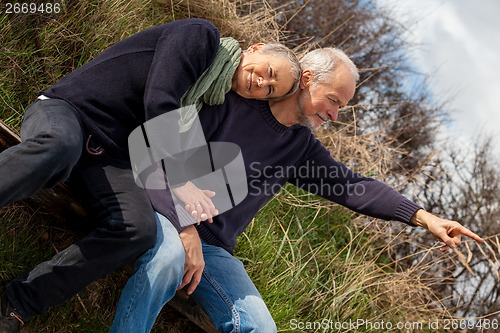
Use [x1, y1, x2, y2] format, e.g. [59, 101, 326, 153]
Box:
[300, 47, 359, 86]
[258, 43, 301, 100]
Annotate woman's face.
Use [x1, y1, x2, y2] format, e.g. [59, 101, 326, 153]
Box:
[232, 44, 296, 100]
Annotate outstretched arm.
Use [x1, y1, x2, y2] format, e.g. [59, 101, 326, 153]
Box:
[411, 209, 484, 251]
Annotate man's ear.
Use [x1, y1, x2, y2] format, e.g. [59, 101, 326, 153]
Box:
[246, 43, 265, 53]
[300, 70, 313, 89]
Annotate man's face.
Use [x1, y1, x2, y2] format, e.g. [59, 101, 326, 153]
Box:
[232, 44, 295, 100]
[296, 65, 356, 130]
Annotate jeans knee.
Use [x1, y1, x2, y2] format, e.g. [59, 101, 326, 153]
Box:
[235, 296, 276, 333]
[166, 240, 185, 273]
[145, 213, 185, 287]
[239, 314, 276, 333]
[29, 130, 82, 175]
[33, 121, 82, 158]
[148, 238, 185, 288]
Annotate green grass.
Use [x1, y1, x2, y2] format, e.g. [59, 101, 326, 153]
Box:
[0, 206, 54, 281]
[236, 186, 453, 332]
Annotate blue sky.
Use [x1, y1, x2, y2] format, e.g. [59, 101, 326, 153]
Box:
[376, 0, 500, 157]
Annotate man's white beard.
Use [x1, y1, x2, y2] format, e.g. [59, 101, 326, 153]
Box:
[298, 113, 316, 130]
[296, 96, 318, 130]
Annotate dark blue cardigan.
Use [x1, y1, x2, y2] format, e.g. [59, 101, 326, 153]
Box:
[148, 91, 422, 254]
[42, 18, 220, 159]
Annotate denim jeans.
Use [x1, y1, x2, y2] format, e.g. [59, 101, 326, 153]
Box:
[110, 212, 276, 333]
[1, 98, 157, 321]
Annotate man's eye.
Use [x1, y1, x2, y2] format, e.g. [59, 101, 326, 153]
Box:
[269, 67, 273, 77]
[268, 86, 273, 96]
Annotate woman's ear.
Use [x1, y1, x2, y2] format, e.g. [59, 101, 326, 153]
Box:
[246, 43, 265, 53]
[300, 70, 313, 89]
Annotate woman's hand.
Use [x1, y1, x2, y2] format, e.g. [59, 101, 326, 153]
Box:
[172, 181, 219, 223]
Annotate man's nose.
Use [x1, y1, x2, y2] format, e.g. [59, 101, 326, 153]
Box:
[327, 108, 339, 121]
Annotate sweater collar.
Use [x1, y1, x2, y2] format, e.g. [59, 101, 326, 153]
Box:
[258, 101, 292, 133]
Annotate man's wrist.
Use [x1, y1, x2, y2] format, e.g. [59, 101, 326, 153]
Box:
[411, 209, 428, 229]
[179, 225, 199, 238]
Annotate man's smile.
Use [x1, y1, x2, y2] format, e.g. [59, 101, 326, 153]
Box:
[317, 113, 328, 123]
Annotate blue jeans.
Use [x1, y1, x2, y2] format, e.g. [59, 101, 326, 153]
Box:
[110, 212, 276, 333]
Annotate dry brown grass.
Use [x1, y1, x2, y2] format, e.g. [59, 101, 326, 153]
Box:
[161, 0, 284, 44]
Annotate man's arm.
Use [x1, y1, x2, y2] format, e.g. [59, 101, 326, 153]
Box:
[411, 209, 483, 250]
[289, 135, 421, 224]
[289, 134, 483, 246]
[178, 225, 204, 295]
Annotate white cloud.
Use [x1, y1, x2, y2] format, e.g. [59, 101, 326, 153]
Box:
[376, 0, 500, 157]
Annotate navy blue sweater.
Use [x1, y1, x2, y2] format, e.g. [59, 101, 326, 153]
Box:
[148, 91, 422, 254]
[42, 19, 220, 159]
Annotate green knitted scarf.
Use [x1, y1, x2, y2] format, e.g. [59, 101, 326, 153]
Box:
[178, 37, 242, 132]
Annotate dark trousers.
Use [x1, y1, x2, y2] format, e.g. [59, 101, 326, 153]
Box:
[0, 99, 156, 320]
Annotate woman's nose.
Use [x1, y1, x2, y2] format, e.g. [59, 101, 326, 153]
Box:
[257, 77, 269, 88]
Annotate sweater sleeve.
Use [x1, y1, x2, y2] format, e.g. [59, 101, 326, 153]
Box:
[143, 19, 220, 121]
[142, 163, 196, 233]
[288, 135, 422, 225]
[140, 19, 220, 187]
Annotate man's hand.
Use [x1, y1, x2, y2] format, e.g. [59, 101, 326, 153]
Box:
[178, 225, 204, 295]
[171, 181, 219, 223]
[411, 209, 484, 251]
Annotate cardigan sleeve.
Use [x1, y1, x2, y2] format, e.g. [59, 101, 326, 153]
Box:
[143, 19, 220, 121]
[288, 135, 422, 225]
[139, 19, 220, 186]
